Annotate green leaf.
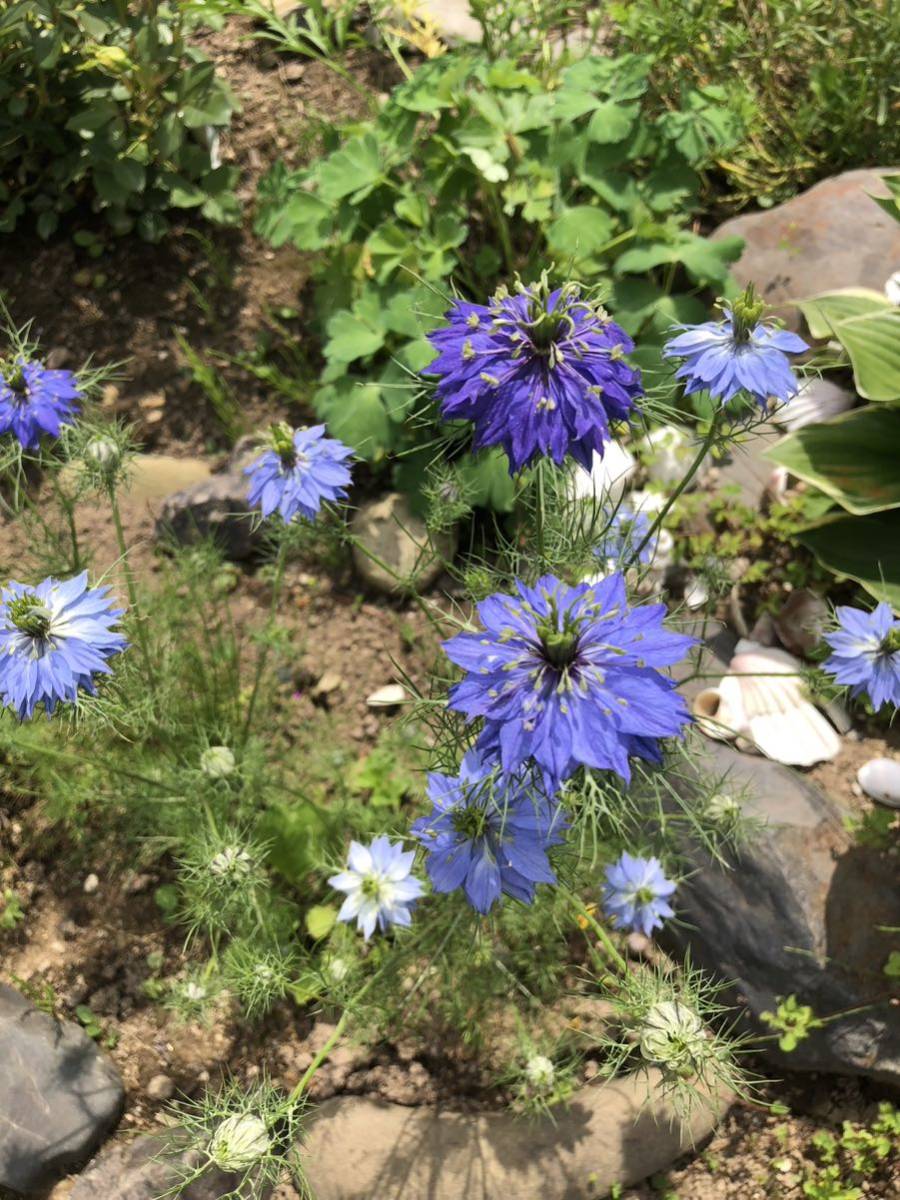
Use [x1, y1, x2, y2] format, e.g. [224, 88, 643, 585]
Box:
[644, 155, 699, 212]
[577, 158, 638, 213]
[314, 378, 393, 461]
[393, 54, 474, 112]
[795, 289, 890, 340]
[456, 448, 515, 512]
[305, 904, 338, 941]
[799, 510, 900, 610]
[768, 407, 900, 516]
[318, 132, 385, 204]
[349, 744, 413, 807]
[796, 291, 900, 402]
[586, 101, 639, 145]
[257, 187, 332, 250]
[324, 306, 386, 364]
[546, 205, 614, 262]
[259, 801, 328, 883]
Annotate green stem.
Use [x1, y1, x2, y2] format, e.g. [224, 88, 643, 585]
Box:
[485, 182, 516, 274]
[241, 538, 288, 746]
[567, 890, 629, 974]
[50, 475, 82, 573]
[108, 486, 157, 689]
[290, 1007, 351, 1101]
[628, 415, 721, 568]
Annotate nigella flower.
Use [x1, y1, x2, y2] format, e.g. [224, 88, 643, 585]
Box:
[410, 750, 566, 915]
[245, 422, 353, 524]
[601, 851, 676, 936]
[595, 507, 657, 567]
[426, 274, 643, 474]
[0, 357, 81, 449]
[823, 602, 900, 711]
[328, 836, 423, 940]
[663, 286, 807, 410]
[0, 572, 127, 719]
[443, 572, 694, 790]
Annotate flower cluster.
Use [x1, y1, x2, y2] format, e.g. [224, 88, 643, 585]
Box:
[0, 572, 127, 719]
[427, 277, 643, 474]
[443, 572, 694, 791]
[823, 602, 900, 711]
[411, 751, 566, 914]
[245, 423, 354, 524]
[0, 358, 82, 449]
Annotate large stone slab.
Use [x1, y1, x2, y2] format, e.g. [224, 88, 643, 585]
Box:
[303, 1070, 726, 1199]
[666, 741, 900, 1086]
[712, 168, 900, 329]
[0, 984, 124, 1193]
[62, 1134, 255, 1200]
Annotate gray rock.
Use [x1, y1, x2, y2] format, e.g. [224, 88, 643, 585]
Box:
[715, 422, 787, 507]
[65, 1134, 260, 1200]
[0, 983, 124, 1193]
[773, 588, 829, 658]
[665, 740, 900, 1086]
[302, 1070, 727, 1200]
[712, 168, 900, 330]
[350, 493, 455, 594]
[156, 470, 257, 561]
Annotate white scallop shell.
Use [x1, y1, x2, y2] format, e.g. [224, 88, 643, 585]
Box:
[366, 684, 407, 708]
[857, 758, 900, 808]
[776, 378, 854, 433]
[691, 639, 841, 766]
[568, 441, 636, 509]
[641, 424, 709, 488]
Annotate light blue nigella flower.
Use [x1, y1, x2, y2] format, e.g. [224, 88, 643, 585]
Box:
[823, 602, 900, 711]
[602, 851, 676, 936]
[0, 572, 127, 719]
[245, 423, 353, 523]
[663, 287, 807, 411]
[426, 275, 643, 475]
[595, 508, 657, 567]
[443, 572, 694, 792]
[0, 357, 81, 449]
[328, 836, 423, 940]
[411, 750, 566, 915]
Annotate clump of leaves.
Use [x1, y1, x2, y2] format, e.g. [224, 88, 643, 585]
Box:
[760, 994, 824, 1052]
[256, 48, 745, 500]
[0, 0, 239, 240]
[803, 1103, 900, 1199]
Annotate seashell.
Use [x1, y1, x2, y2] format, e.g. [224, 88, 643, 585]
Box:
[569, 441, 636, 509]
[628, 488, 666, 517]
[692, 639, 840, 766]
[885, 270, 900, 306]
[641, 424, 709, 489]
[776, 378, 854, 432]
[683, 576, 709, 610]
[366, 684, 407, 708]
[857, 758, 900, 809]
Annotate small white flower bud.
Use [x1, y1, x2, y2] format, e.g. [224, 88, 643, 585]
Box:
[639, 1000, 706, 1077]
[84, 435, 121, 473]
[209, 846, 253, 878]
[327, 956, 349, 983]
[524, 1054, 555, 1090]
[208, 1112, 271, 1169]
[200, 745, 235, 779]
[184, 981, 207, 1003]
[706, 792, 740, 820]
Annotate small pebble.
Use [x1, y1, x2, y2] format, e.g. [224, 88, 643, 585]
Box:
[146, 1073, 176, 1102]
[83, 873, 99, 894]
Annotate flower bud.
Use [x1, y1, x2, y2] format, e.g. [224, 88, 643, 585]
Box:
[524, 1054, 555, 1091]
[208, 1112, 271, 1169]
[200, 745, 235, 779]
[85, 435, 121, 473]
[209, 845, 253, 877]
[639, 1000, 707, 1077]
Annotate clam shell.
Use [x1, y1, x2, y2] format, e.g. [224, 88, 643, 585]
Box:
[366, 684, 407, 708]
[568, 441, 636, 509]
[857, 758, 900, 809]
[641, 424, 709, 489]
[692, 639, 840, 766]
[776, 378, 854, 432]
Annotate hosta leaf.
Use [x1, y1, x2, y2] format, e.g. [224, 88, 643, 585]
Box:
[795, 289, 889, 339]
[768, 407, 900, 515]
[799, 510, 900, 611]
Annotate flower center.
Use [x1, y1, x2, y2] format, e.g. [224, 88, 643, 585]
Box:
[728, 284, 767, 344]
[881, 627, 900, 655]
[3, 362, 27, 399]
[361, 873, 390, 902]
[536, 602, 582, 670]
[8, 593, 52, 638]
[634, 886, 656, 907]
[270, 422, 297, 468]
[451, 803, 489, 841]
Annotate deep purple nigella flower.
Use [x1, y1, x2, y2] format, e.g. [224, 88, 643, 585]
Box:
[328, 836, 423, 941]
[426, 275, 643, 475]
[595, 507, 657, 567]
[411, 750, 566, 914]
[245, 423, 353, 523]
[0, 357, 81, 449]
[663, 286, 807, 411]
[823, 602, 900, 711]
[444, 573, 694, 791]
[602, 851, 675, 936]
[0, 571, 127, 719]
